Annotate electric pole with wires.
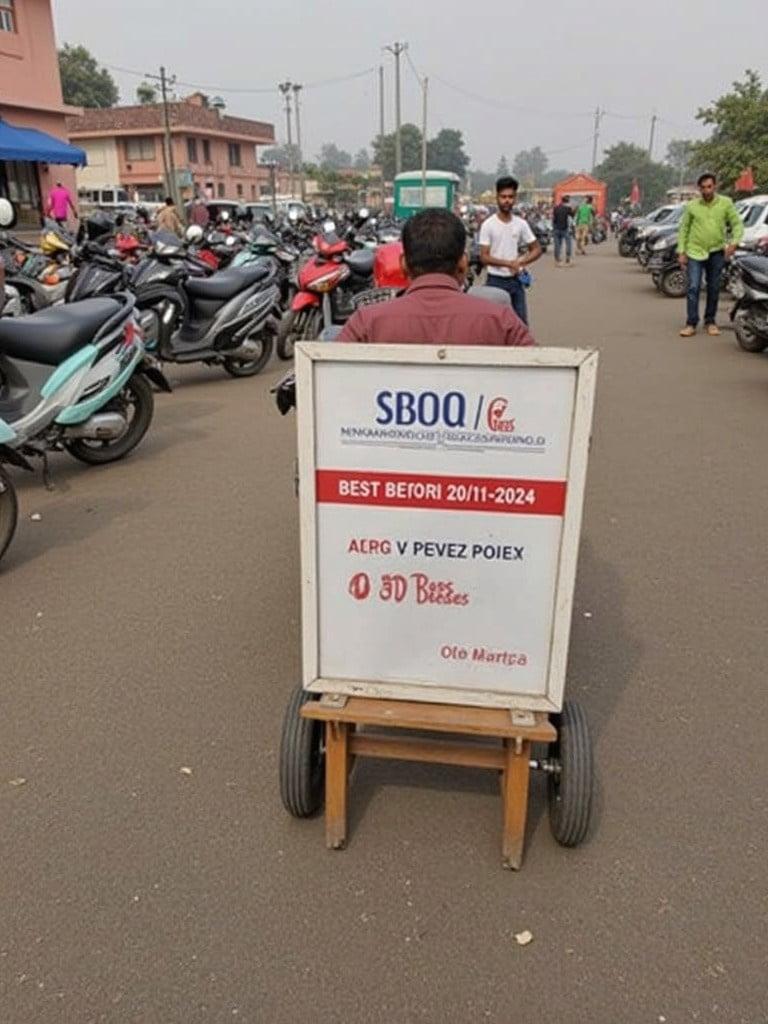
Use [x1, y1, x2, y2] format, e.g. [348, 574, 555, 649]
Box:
[385, 42, 407, 176]
[145, 66, 180, 208]
[278, 81, 294, 197]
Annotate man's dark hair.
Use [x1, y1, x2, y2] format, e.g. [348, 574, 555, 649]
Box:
[402, 208, 467, 277]
[697, 172, 716, 186]
[496, 175, 519, 193]
[562, 195, 570, 203]
[164, 196, 174, 206]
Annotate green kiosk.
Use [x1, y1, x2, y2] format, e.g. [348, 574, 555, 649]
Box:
[393, 170, 461, 219]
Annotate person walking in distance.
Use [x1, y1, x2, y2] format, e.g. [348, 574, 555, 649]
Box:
[155, 196, 185, 237]
[677, 172, 744, 337]
[478, 176, 542, 325]
[46, 181, 77, 228]
[552, 194, 574, 267]
[574, 196, 594, 255]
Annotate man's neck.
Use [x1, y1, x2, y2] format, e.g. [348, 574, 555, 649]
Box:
[497, 209, 513, 222]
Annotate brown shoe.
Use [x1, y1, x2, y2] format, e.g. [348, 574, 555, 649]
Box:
[706, 324, 721, 336]
[679, 325, 696, 337]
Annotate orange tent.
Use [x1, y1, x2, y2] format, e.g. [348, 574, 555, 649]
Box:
[553, 173, 608, 216]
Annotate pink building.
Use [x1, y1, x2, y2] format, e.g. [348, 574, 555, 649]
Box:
[68, 94, 275, 204]
[0, 0, 84, 226]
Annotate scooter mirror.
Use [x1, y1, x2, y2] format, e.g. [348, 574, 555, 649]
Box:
[0, 198, 17, 229]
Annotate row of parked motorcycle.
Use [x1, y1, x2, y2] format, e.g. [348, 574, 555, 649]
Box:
[0, 199, 409, 566]
[616, 198, 768, 353]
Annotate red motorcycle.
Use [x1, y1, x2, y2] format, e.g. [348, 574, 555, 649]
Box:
[276, 220, 374, 357]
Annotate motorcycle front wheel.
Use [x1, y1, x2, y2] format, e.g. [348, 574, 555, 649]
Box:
[734, 310, 768, 353]
[660, 267, 688, 298]
[0, 465, 18, 566]
[66, 372, 155, 465]
[618, 238, 634, 257]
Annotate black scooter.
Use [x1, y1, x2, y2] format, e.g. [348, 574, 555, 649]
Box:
[729, 255, 768, 353]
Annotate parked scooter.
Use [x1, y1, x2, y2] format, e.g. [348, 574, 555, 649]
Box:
[728, 253, 768, 352]
[276, 219, 374, 359]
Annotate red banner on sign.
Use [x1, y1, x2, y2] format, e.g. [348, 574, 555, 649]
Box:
[316, 470, 566, 516]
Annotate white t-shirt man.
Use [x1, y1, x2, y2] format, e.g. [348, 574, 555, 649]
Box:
[478, 214, 536, 278]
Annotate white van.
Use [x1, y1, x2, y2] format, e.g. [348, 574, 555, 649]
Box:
[740, 194, 768, 244]
[78, 186, 134, 214]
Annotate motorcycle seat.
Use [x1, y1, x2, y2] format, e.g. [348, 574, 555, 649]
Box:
[0, 297, 121, 367]
[344, 249, 375, 277]
[185, 263, 270, 300]
[739, 256, 768, 287]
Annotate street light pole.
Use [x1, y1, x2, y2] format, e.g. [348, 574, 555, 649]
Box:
[591, 105, 602, 173]
[278, 81, 294, 198]
[421, 76, 428, 208]
[385, 42, 407, 177]
[378, 63, 385, 210]
[146, 66, 180, 207]
[292, 83, 305, 202]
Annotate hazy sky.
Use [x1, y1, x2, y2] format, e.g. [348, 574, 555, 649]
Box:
[53, 0, 764, 172]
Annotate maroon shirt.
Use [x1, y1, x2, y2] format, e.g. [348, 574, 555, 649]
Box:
[339, 274, 535, 346]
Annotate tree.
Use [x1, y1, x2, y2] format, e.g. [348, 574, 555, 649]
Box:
[468, 169, 497, 196]
[512, 147, 548, 186]
[136, 82, 157, 106]
[540, 167, 573, 187]
[595, 142, 675, 209]
[692, 70, 768, 192]
[260, 144, 302, 171]
[372, 124, 423, 180]
[426, 129, 470, 180]
[318, 142, 352, 172]
[58, 44, 119, 108]
[353, 148, 371, 171]
[496, 155, 510, 178]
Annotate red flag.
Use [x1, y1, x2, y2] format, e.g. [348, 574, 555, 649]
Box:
[735, 167, 755, 191]
[630, 179, 641, 206]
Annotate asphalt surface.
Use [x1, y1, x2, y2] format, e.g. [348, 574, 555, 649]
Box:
[2, 247, 766, 1023]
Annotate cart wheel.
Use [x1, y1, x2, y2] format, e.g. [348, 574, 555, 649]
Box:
[548, 700, 593, 847]
[279, 684, 325, 818]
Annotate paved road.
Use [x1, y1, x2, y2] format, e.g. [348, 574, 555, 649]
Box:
[2, 248, 766, 1023]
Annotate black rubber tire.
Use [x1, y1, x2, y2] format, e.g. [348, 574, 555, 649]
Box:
[276, 309, 299, 360]
[66, 372, 154, 465]
[548, 700, 593, 847]
[300, 308, 322, 343]
[223, 327, 275, 377]
[734, 311, 768, 353]
[0, 465, 18, 566]
[660, 267, 688, 298]
[279, 684, 324, 818]
[618, 237, 634, 258]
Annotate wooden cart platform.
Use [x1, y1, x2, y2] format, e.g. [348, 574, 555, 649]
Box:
[301, 694, 557, 870]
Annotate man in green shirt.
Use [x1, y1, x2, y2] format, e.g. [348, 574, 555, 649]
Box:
[677, 172, 743, 337]
[574, 196, 594, 255]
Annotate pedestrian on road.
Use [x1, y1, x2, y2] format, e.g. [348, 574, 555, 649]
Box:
[339, 208, 534, 347]
[155, 196, 184, 237]
[46, 181, 77, 228]
[189, 196, 210, 228]
[677, 172, 744, 338]
[574, 196, 595, 255]
[478, 176, 542, 325]
[552, 194, 574, 267]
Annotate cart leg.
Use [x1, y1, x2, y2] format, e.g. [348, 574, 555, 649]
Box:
[501, 738, 531, 870]
[325, 721, 350, 850]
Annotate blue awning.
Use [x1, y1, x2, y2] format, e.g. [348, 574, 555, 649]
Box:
[0, 118, 86, 167]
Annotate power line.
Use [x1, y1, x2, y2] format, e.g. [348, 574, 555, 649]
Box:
[103, 63, 375, 95]
[430, 74, 593, 119]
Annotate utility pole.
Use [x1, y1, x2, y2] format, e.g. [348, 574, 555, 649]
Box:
[292, 83, 305, 202]
[278, 81, 294, 198]
[591, 106, 602, 173]
[146, 66, 179, 207]
[385, 42, 407, 176]
[421, 76, 428, 208]
[648, 111, 658, 160]
[378, 64, 385, 210]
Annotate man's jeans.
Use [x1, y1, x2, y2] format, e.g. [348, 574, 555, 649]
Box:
[486, 274, 528, 324]
[553, 228, 572, 262]
[686, 249, 725, 326]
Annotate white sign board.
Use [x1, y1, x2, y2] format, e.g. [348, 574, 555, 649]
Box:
[295, 344, 598, 712]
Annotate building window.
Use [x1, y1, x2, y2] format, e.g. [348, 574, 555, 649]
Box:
[236, 183, 243, 197]
[187, 138, 198, 164]
[0, 1, 16, 33]
[228, 143, 241, 167]
[251, 184, 256, 199]
[202, 140, 211, 164]
[217, 182, 225, 198]
[125, 137, 156, 161]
